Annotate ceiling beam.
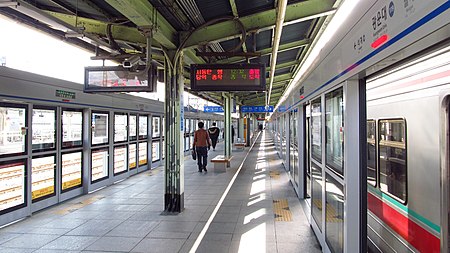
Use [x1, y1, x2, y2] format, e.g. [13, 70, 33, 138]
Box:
[228, 0, 247, 53]
[104, 0, 177, 49]
[183, 0, 334, 48]
[47, 12, 149, 44]
[268, 73, 292, 84]
[215, 39, 309, 64]
[274, 60, 299, 71]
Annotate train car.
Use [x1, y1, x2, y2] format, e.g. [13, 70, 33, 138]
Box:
[366, 42, 450, 253]
[268, 0, 449, 252]
[0, 66, 225, 227]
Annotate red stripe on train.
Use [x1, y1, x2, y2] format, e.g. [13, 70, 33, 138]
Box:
[368, 193, 440, 253]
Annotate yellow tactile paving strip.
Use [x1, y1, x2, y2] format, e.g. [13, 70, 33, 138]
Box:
[53, 195, 105, 215]
[312, 199, 343, 223]
[273, 199, 292, 221]
[269, 170, 280, 179]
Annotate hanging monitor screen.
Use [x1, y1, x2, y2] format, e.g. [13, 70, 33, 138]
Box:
[190, 63, 266, 91]
[84, 63, 157, 93]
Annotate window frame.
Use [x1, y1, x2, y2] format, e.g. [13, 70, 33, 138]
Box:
[138, 115, 148, 140]
[91, 147, 109, 183]
[377, 117, 408, 204]
[91, 110, 110, 146]
[128, 143, 137, 170]
[31, 105, 57, 152]
[325, 87, 344, 177]
[61, 150, 83, 193]
[129, 114, 138, 141]
[61, 108, 83, 149]
[0, 159, 27, 215]
[113, 145, 128, 176]
[113, 112, 128, 143]
[138, 141, 148, 166]
[152, 116, 160, 139]
[0, 102, 28, 158]
[310, 97, 322, 163]
[31, 154, 56, 203]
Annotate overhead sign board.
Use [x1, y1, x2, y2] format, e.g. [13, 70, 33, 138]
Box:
[84, 63, 157, 93]
[190, 63, 266, 91]
[241, 106, 274, 113]
[204, 106, 224, 113]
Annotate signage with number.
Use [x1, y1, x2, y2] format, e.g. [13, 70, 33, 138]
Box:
[191, 63, 266, 91]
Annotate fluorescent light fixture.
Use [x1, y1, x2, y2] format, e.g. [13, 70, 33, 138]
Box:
[65, 32, 84, 38]
[272, 0, 361, 116]
[0, 1, 17, 7]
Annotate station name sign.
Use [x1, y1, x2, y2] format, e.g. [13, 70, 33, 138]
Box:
[190, 63, 266, 91]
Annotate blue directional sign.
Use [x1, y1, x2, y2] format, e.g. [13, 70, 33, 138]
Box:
[278, 105, 286, 112]
[241, 106, 274, 113]
[204, 106, 224, 113]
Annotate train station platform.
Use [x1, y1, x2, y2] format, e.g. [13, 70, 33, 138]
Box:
[0, 131, 320, 253]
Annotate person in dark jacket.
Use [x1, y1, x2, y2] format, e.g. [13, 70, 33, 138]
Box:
[193, 121, 211, 172]
[208, 122, 220, 151]
[231, 125, 235, 144]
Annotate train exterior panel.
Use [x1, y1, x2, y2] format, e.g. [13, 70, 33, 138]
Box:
[365, 45, 450, 252]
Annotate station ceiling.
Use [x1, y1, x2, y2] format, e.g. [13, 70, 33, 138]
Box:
[0, 0, 339, 107]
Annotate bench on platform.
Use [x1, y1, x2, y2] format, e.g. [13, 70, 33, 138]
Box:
[234, 143, 246, 150]
[211, 155, 233, 172]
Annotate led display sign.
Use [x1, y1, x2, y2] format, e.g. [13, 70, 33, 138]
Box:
[190, 63, 266, 91]
[84, 63, 157, 93]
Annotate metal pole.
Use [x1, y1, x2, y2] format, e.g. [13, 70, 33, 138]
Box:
[163, 50, 184, 213]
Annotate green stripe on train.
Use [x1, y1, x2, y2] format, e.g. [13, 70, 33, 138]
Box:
[367, 185, 440, 234]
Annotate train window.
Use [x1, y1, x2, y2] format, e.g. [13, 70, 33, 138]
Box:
[325, 88, 344, 176]
[325, 173, 344, 253]
[31, 155, 56, 202]
[0, 160, 27, 214]
[129, 115, 137, 141]
[129, 143, 137, 170]
[62, 109, 83, 148]
[152, 116, 160, 138]
[91, 112, 109, 145]
[0, 104, 27, 157]
[138, 142, 147, 166]
[61, 151, 82, 192]
[113, 146, 127, 175]
[311, 98, 322, 163]
[139, 115, 148, 139]
[91, 148, 109, 182]
[367, 120, 377, 186]
[378, 119, 407, 203]
[32, 107, 56, 151]
[114, 113, 127, 143]
[311, 162, 323, 231]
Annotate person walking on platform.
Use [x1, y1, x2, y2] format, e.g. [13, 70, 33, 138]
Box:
[193, 121, 211, 172]
[232, 125, 235, 144]
[208, 122, 220, 151]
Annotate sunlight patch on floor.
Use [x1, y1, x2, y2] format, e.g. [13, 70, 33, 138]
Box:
[238, 223, 267, 253]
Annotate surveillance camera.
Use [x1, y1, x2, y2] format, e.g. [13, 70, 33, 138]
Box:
[123, 55, 141, 68]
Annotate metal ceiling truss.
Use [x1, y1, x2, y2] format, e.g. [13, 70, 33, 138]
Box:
[0, 0, 337, 108]
[183, 0, 335, 48]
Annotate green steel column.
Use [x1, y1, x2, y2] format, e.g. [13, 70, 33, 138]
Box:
[223, 93, 232, 159]
[163, 50, 184, 213]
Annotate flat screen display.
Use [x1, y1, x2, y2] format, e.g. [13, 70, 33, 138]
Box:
[84, 64, 157, 93]
[190, 63, 266, 91]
